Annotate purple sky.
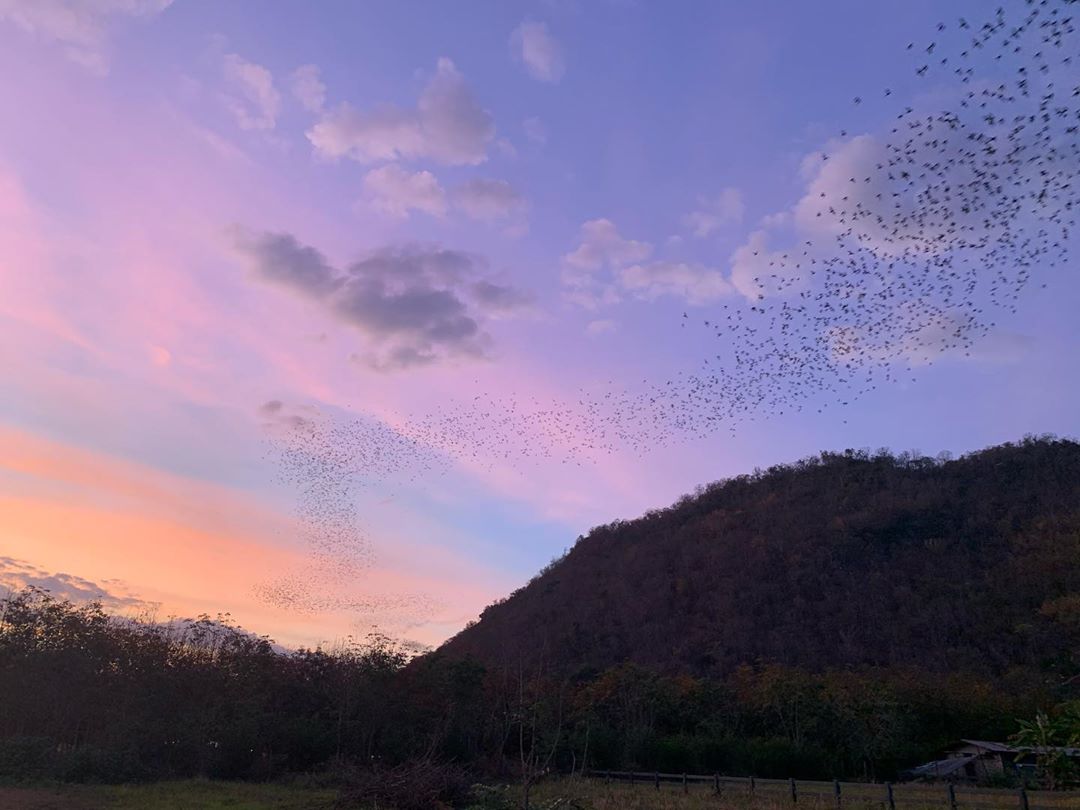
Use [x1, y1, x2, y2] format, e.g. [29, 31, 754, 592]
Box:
[0, 0, 1076, 648]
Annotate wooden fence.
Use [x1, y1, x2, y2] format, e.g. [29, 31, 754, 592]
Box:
[584, 771, 1080, 809]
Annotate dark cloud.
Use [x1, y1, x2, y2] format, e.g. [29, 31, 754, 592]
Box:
[234, 231, 340, 298]
[233, 230, 531, 371]
[348, 245, 473, 285]
[258, 400, 316, 431]
[0, 556, 157, 613]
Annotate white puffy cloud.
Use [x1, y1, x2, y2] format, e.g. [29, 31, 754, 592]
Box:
[720, 136, 888, 302]
[828, 307, 1034, 369]
[358, 170, 526, 224]
[232, 229, 532, 371]
[619, 260, 734, 305]
[453, 178, 525, 222]
[728, 229, 806, 300]
[793, 133, 986, 258]
[759, 210, 790, 229]
[289, 63, 326, 113]
[560, 213, 787, 308]
[510, 21, 565, 83]
[0, 0, 171, 73]
[684, 187, 745, 237]
[561, 219, 652, 308]
[362, 164, 447, 219]
[723, 133, 952, 305]
[563, 218, 651, 270]
[307, 58, 495, 166]
[309, 104, 425, 162]
[414, 58, 495, 164]
[222, 53, 281, 131]
[793, 135, 887, 236]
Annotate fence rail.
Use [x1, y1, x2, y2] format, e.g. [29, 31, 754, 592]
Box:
[584, 770, 1080, 809]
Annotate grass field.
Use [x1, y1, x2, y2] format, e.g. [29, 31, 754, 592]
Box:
[523, 779, 767, 809]
[0, 780, 338, 809]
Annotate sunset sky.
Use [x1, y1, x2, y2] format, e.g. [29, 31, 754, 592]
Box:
[1, 0, 1077, 649]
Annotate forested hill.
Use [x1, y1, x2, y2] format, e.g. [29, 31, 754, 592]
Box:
[439, 436, 1080, 680]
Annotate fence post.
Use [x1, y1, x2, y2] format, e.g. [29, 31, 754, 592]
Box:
[683, 773, 688, 794]
[834, 779, 842, 809]
[1019, 786, 1029, 810]
[714, 773, 721, 795]
[948, 783, 958, 810]
[790, 778, 798, 804]
[750, 776, 756, 798]
[885, 782, 895, 810]
[654, 771, 659, 790]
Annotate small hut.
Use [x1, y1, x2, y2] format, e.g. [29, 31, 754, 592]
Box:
[903, 740, 1080, 785]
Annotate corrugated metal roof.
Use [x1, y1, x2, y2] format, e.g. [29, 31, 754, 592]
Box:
[957, 740, 1080, 757]
[959, 739, 1016, 753]
[908, 756, 976, 778]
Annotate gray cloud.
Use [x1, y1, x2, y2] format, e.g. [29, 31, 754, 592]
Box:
[258, 399, 316, 431]
[469, 279, 534, 313]
[0, 556, 157, 613]
[233, 230, 531, 371]
[234, 231, 341, 297]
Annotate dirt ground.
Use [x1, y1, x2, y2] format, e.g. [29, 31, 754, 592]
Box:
[0, 781, 337, 809]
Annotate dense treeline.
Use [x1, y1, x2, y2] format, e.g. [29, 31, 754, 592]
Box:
[443, 436, 1080, 679]
[0, 590, 408, 782]
[2, 437, 1078, 788]
[0, 587, 1034, 785]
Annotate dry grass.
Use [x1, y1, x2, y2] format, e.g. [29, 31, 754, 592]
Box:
[521, 779, 870, 810]
[517, 777, 1080, 810]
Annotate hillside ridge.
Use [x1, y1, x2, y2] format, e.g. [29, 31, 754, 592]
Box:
[438, 435, 1080, 680]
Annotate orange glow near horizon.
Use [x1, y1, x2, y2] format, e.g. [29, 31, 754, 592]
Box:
[0, 426, 510, 649]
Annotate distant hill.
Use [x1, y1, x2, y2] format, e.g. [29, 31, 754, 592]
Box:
[439, 436, 1080, 681]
